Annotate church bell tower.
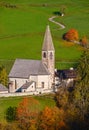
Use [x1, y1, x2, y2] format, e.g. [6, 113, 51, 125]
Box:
[42, 25, 55, 84]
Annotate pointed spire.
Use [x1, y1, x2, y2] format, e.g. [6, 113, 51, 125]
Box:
[42, 25, 55, 51]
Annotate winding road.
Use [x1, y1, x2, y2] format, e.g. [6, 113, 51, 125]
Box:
[49, 16, 65, 29]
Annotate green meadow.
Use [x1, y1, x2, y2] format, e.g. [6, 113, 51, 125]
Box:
[0, 0, 89, 71]
[0, 0, 89, 122]
[0, 95, 55, 121]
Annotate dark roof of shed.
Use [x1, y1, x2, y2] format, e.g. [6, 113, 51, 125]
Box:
[0, 84, 8, 91]
[56, 69, 77, 79]
[21, 81, 35, 89]
[9, 59, 49, 78]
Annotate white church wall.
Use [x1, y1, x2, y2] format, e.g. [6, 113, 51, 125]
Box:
[0, 91, 8, 94]
[9, 78, 28, 92]
[37, 75, 50, 89]
[30, 76, 38, 82]
[30, 75, 51, 89]
[30, 75, 38, 86]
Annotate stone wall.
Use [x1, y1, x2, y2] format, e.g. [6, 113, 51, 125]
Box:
[0, 89, 53, 97]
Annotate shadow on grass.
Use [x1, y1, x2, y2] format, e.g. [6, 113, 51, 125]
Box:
[53, 11, 62, 16]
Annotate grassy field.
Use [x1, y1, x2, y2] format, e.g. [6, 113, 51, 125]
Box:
[0, 0, 89, 70]
[0, 95, 56, 122]
[0, 0, 88, 123]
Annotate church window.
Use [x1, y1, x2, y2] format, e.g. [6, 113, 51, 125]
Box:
[15, 80, 17, 89]
[43, 52, 46, 58]
[26, 80, 27, 83]
[41, 82, 44, 88]
[50, 52, 53, 59]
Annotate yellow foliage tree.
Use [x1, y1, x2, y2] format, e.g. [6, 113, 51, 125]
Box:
[81, 36, 88, 47]
[0, 66, 8, 86]
[38, 106, 67, 130]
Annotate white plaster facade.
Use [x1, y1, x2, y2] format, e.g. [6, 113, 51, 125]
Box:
[9, 74, 52, 93]
[0, 91, 8, 94]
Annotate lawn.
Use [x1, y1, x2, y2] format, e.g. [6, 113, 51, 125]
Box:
[0, 95, 56, 122]
[0, 0, 88, 123]
[0, 0, 88, 70]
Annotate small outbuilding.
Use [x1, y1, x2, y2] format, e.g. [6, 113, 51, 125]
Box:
[0, 84, 8, 93]
[55, 68, 77, 87]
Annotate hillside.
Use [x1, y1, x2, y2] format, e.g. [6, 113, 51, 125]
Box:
[0, 0, 89, 71]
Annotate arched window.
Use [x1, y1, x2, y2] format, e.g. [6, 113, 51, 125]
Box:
[15, 80, 17, 89]
[41, 82, 44, 88]
[50, 52, 53, 59]
[43, 52, 46, 58]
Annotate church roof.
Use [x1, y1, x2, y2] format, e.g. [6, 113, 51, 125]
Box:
[0, 84, 8, 91]
[9, 59, 50, 78]
[42, 25, 55, 51]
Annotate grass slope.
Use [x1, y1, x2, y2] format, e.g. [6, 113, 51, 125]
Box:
[0, 0, 88, 70]
[0, 95, 55, 121]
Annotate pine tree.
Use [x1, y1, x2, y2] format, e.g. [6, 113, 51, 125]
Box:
[73, 48, 89, 119]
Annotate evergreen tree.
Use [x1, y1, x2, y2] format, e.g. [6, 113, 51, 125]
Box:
[6, 106, 17, 122]
[73, 48, 89, 119]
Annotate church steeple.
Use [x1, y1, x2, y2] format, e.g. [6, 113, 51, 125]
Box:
[42, 25, 55, 85]
[42, 25, 55, 51]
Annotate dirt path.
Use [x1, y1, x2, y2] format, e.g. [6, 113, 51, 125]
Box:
[49, 16, 65, 29]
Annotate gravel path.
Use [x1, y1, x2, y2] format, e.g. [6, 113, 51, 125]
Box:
[49, 16, 65, 29]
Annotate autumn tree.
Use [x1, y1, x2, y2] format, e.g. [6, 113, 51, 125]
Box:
[17, 97, 39, 130]
[55, 85, 82, 130]
[80, 36, 88, 47]
[55, 87, 69, 110]
[66, 48, 89, 130]
[0, 66, 8, 86]
[3, 123, 19, 130]
[64, 29, 79, 41]
[55, 48, 89, 129]
[38, 106, 67, 130]
[0, 123, 4, 130]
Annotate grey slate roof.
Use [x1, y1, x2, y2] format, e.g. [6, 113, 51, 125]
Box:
[21, 81, 35, 89]
[0, 84, 8, 91]
[42, 25, 55, 51]
[9, 59, 49, 78]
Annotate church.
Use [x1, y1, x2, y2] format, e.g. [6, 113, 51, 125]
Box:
[8, 25, 55, 94]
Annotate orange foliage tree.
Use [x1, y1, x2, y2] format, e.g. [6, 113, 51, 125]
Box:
[16, 97, 39, 130]
[64, 29, 79, 41]
[38, 106, 67, 130]
[81, 36, 88, 47]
